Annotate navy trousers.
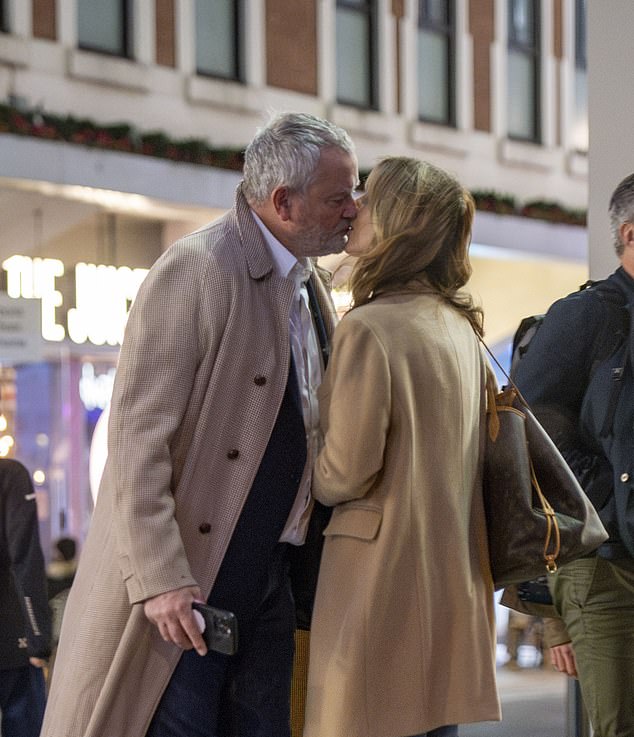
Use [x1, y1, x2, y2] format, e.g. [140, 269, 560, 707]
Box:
[0, 664, 46, 737]
[146, 546, 295, 737]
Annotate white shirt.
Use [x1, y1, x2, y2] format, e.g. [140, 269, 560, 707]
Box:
[251, 211, 323, 545]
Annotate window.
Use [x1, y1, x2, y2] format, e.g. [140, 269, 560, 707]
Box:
[507, 0, 540, 142]
[336, 0, 377, 109]
[417, 0, 455, 125]
[78, 0, 132, 57]
[0, 1, 8, 33]
[195, 0, 242, 81]
[572, 0, 588, 151]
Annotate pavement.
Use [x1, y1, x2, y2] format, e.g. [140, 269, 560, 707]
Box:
[494, 661, 568, 702]
[460, 663, 572, 737]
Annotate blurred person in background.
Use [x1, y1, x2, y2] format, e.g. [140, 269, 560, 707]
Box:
[0, 458, 52, 737]
[46, 536, 78, 670]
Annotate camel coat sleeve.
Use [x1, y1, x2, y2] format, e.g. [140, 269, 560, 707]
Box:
[313, 316, 390, 505]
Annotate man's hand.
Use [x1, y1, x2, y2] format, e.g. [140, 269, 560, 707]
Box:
[550, 642, 578, 677]
[29, 657, 47, 669]
[143, 585, 208, 656]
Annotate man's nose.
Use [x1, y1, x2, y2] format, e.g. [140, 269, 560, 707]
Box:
[342, 197, 358, 219]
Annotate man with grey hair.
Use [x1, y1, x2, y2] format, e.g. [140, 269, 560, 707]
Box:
[41, 111, 358, 737]
[514, 172, 634, 737]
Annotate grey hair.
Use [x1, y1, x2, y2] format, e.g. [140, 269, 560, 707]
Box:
[609, 173, 634, 256]
[242, 111, 356, 206]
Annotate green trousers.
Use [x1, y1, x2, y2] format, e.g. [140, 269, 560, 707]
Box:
[551, 556, 634, 737]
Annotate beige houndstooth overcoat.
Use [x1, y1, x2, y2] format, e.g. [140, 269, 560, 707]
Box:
[40, 187, 337, 737]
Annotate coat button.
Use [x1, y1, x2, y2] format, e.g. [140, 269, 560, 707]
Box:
[254, 375, 267, 386]
[621, 472, 630, 483]
[199, 522, 211, 534]
[227, 449, 240, 460]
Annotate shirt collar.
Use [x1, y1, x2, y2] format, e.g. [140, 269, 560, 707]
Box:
[250, 210, 312, 285]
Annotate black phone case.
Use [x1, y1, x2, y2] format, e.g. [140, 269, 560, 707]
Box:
[192, 602, 239, 655]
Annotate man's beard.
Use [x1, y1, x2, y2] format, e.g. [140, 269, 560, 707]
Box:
[294, 223, 351, 257]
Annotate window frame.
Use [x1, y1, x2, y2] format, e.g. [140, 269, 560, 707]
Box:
[0, 1, 8, 33]
[507, 0, 541, 143]
[572, 0, 588, 151]
[417, 0, 456, 127]
[575, 0, 587, 72]
[335, 0, 378, 110]
[77, 0, 133, 59]
[195, 0, 244, 82]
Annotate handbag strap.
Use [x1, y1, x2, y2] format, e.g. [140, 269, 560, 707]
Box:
[478, 336, 530, 408]
[529, 461, 561, 572]
[478, 334, 562, 573]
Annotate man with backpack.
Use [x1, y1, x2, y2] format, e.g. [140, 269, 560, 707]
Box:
[513, 172, 634, 737]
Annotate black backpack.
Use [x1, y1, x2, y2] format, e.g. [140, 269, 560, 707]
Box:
[510, 279, 629, 384]
[510, 279, 630, 604]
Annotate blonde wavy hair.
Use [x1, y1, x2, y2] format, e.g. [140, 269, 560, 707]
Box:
[349, 156, 483, 336]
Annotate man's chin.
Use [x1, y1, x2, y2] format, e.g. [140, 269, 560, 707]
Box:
[298, 232, 349, 257]
[321, 236, 349, 256]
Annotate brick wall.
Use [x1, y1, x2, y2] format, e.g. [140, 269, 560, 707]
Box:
[266, 0, 317, 95]
[470, 0, 494, 132]
[155, 0, 176, 68]
[32, 0, 56, 40]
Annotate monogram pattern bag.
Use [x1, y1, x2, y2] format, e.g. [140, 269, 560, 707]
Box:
[481, 349, 608, 590]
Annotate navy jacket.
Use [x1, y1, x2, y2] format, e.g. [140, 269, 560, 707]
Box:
[514, 267, 634, 558]
[0, 458, 52, 668]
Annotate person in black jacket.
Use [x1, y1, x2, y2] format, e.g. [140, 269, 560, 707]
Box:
[0, 458, 52, 737]
[514, 173, 634, 737]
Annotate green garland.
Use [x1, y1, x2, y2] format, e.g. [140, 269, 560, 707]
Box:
[0, 101, 586, 226]
[470, 189, 586, 227]
[0, 102, 244, 169]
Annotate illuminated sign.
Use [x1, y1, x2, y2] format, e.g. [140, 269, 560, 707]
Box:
[79, 362, 116, 411]
[2, 255, 149, 346]
[0, 294, 43, 362]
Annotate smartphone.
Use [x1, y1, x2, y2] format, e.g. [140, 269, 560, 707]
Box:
[192, 602, 239, 656]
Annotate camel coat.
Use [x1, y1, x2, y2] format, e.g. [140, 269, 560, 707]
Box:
[40, 187, 336, 737]
[304, 291, 500, 737]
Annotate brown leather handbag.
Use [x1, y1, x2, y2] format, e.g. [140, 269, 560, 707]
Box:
[483, 368, 608, 590]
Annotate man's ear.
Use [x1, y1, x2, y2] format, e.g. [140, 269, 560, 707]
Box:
[272, 186, 293, 222]
[620, 221, 634, 252]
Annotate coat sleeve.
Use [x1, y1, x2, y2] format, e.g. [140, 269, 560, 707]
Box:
[313, 315, 391, 506]
[543, 617, 571, 649]
[107, 242, 226, 604]
[5, 460, 52, 658]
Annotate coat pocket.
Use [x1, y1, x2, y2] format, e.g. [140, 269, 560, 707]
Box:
[323, 505, 382, 541]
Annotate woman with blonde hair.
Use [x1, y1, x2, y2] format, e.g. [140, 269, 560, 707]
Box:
[303, 157, 500, 737]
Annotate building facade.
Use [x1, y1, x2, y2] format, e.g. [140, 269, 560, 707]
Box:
[0, 0, 589, 549]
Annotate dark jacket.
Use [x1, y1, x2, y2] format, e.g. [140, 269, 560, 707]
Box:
[0, 458, 52, 667]
[514, 266, 633, 558]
